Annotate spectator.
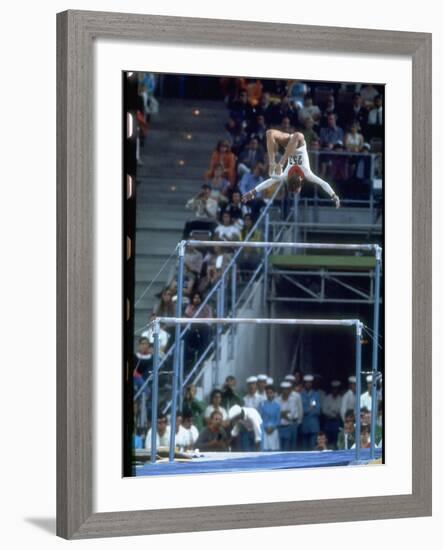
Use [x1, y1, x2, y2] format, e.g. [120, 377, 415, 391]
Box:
[287, 80, 309, 109]
[209, 163, 231, 205]
[258, 385, 281, 451]
[182, 413, 199, 449]
[247, 114, 268, 146]
[225, 118, 249, 156]
[360, 374, 378, 412]
[197, 245, 233, 295]
[300, 374, 321, 450]
[138, 72, 159, 115]
[321, 380, 343, 448]
[360, 84, 380, 108]
[247, 78, 264, 107]
[184, 291, 213, 360]
[256, 374, 269, 401]
[301, 117, 319, 147]
[278, 115, 296, 134]
[182, 384, 206, 432]
[205, 140, 236, 185]
[255, 91, 276, 125]
[319, 113, 344, 149]
[153, 287, 175, 318]
[319, 94, 338, 127]
[340, 376, 357, 421]
[214, 211, 242, 241]
[133, 337, 153, 382]
[274, 96, 298, 126]
[337, 410, 356, 450]
[224, 190, 251, 228]
[185, 245, 204, 277]
[238, 163, 265, 216]
[184, 183, 218, 238]
[145, 413, 170, 451]
[314, 431, 330, 451]
[239, 214, 263, 276]
[298, 94, 321, 125]
[229, 89, 256, 123]
[195, 410, 230, 452]
[243, 376, 264, 409]
[174, 411, 192, 451]
[344, 122, 364, 152]
[237, 137, 266, 177]
[141, 315, 170, 356]
[221, 375, 244, 410]
[133, 427, 144, 450]
[228, 404, 263, 452]
[367, 95, 383, 139]
[276, 381, 302, 451]
[328, 141, 349, 185]
[204, 389, 229, 427]
[340, 93, 368, 132]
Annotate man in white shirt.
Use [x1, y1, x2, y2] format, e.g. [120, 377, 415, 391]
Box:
[145, 413, 171, 451]
[256, 374, 269, 401]
[243, 376, 264, 409]
[360, 375, 378, 411]
[276, 381, 303, 451]
[228, 404, 263, 451]
[341, 376, 357, 422]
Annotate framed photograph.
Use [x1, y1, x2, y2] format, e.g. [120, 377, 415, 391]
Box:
[57, 10, 431, 539]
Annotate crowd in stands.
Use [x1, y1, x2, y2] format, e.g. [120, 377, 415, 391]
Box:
[134, 370, 383, 454]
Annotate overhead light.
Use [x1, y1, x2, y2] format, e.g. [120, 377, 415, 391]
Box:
[178, 160, 185, 166]
[170, 186, 177, 192]
[193, 109, 200, 116]
[186, 133, 193, 140]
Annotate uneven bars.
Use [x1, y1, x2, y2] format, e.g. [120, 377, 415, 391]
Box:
[185, 240, 380, 252]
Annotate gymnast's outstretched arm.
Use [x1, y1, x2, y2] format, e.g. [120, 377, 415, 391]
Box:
[241, 176, 282, 203]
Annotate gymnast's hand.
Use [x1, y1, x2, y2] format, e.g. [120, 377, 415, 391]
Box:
[332, 193, 341, 209]
[242, 190, 256, 203]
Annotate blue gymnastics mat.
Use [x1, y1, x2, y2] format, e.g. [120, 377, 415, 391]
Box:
[135, 448, 383, 477]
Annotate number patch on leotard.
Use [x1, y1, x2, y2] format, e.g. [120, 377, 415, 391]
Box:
[289, 155, 303, 166]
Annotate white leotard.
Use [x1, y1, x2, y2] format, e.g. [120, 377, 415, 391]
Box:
[254, 141, 335, 198]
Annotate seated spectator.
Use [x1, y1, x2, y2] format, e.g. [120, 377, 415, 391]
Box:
[298, 94, 321, 125]
[239, 163, 265, 217]
[301, 117, 319, 147]
[197, 245, 233, 295]
[274, 96, 298, 126]
[215, 211, 242, 241]
[352, 425, 371, 449]
[255, 91, 276, 125]
[153, 287, 175, 318]
[229, 89, 255, 124]
[328, 141, 349, 185]
[205, 140, 236, 186]
[221, 375, 244, 410]
[228, 404, 263, 452]
[247, 114, 268, 146]
[278, 115, 296, 135]
[182, 413, 199, 449]
[185, 245, 204, 278]
[145, 413, 170, 451]
[204, 389, 229, 427]
[184, 291, 213, 360]
[174, 411, 192, 451]
[184, 183, 218, 238]
[133, 337, 153, 381]
[286, 80, 309, 109]
[224, 190, 251, 229]
[237, 137, 265, 178]
[360, 83, 380, 109]
[209, 163, 231, 205]
[195, 410, 230, 452]
[141, 315, 170, 356]
[167, 264, 196, 303]
[344, 122, 364, 152]
[336, 410, 356, 450]
[319, 113, 344, 149]
[182, 384, 206, 432]
[314, 431, 330, 451]
[340, 93, 368, 132]
[258, 385, 281, 451]
[319, 94, 338, 127]
[225, 118, 248, 157]
[247, 78, 263, 107]
[367, 95, 383, 139]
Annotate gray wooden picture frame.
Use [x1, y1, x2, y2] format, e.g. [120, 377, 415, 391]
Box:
[57, 9, 432, 539]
